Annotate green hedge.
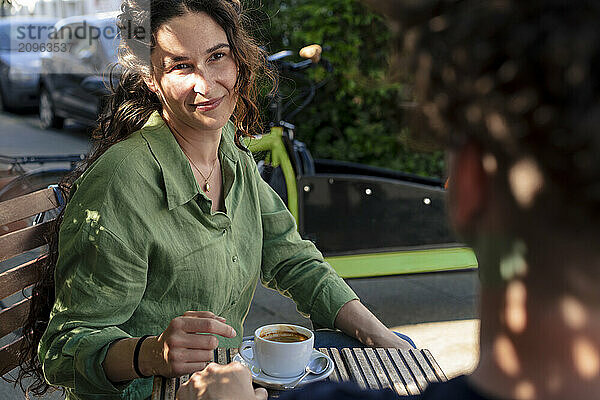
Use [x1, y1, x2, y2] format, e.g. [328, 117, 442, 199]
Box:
[251, 0, 445, 178]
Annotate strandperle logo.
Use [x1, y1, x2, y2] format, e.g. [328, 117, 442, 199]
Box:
[11, 19, 146, 51]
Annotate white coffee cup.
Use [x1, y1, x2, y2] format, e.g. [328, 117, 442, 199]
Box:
[239, 323, 314, 378]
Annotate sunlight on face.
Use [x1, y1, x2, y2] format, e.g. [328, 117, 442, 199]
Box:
[560, 296, 587, 330]
[505, 280, 527, 334]
[514, 380, 536, 400]
[508, 158, 545, 209]
[482, 153, 498, 175]
[573, 336, 600, 379]
[149, 12, 238, 133]
[493, 334, 520, 376]
[485, 112, 509, 140]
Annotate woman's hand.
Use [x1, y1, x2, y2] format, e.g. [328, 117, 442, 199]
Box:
[176, 362, 267, 400]
[141, 311, 237, 377]
[335, 300, 413, 350]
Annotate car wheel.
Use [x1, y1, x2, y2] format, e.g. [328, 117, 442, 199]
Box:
[39, 87, 64, 129]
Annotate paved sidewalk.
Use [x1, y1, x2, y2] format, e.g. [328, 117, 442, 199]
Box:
[245, 270, 480, 333]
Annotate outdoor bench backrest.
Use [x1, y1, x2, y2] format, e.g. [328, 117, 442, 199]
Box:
[0, 187, 61, 376]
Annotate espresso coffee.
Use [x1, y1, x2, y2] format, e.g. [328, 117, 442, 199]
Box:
[240, 324, 315, 378]
[261, 331, 309, 343]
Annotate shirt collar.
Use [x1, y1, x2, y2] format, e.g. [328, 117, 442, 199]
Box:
[140, 111, 239, 210]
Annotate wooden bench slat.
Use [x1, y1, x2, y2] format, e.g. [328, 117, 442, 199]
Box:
[341, 348, 367, 390]
[0, 188, 58, 227]
[376, 348, 409, 396]
[318, 348, 339, 382]
[0, 255, 46, 300]
[0, 297, 30, 338]
[353, 348, 379, 390]
[329, 347, 350, 383]
[0, 220, 53, 262]
[411, 348, 439, 383]
[0, 336, 24, 375]
[364, 348, 391, 390]
[388, 348, 421, 395]
[422, 349, 448, 382]
[399, 349, 428, 392]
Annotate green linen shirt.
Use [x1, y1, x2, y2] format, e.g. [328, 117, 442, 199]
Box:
[38, 111, 358, 400]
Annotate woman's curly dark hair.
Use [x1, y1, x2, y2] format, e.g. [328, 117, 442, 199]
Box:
[14, 0, 275, 397]
[379, 0, 600, 222]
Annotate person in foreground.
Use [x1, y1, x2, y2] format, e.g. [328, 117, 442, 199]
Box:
[177, 0, 600, 399]
[16, 1, 411, 399]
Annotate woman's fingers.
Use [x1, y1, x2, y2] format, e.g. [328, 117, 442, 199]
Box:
[159, 312, 236, 377]
[167, 347, 215, 363]
[170, 362, 209, 377]
[180, 316, 237, 338]
[254, 387, 268, 400]
[183, 362, 210, 373]
[183, 311, 226, 323]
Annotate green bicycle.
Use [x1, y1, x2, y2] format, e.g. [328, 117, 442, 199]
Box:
[247, 45, 477, 278]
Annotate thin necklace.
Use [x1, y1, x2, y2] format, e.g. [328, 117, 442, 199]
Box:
[166, 120, 219, 193]
[181, 147, 218, 193]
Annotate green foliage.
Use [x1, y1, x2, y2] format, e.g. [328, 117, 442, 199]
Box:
[250, 0, 445, 178]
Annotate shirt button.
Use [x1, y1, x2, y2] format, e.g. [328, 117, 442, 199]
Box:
[232, 255, 238, 263]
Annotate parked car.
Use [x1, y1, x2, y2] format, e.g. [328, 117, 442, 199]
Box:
[0, 16, 57, 112]
[38, 11, 119, 129]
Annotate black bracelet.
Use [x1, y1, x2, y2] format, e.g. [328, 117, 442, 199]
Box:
[133, 335, 152, 378]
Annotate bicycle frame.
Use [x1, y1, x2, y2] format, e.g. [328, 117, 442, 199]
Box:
[245, 126, 299, 223]
[248, 46, 478, 278]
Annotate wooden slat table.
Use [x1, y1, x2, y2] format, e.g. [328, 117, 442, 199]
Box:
[151, 347, 447, 399]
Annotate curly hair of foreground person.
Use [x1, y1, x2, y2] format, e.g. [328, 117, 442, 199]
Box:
[382, 0, 600, 224]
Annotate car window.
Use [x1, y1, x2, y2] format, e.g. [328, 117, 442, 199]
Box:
[51, 23, 78, 48]
[50, 22, 106, 74]
[71, 33, 98, 63]
[98, 21, 119, 65]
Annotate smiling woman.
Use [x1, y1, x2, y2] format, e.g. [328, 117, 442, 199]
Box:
[147, 13, 239, 133]
[14, 1, 411, 400]
[145, 12, 241, 203]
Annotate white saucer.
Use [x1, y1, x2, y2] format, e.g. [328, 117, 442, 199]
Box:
[233, 349, 334, 390]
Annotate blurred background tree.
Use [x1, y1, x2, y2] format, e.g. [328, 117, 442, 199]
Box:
[249, 0, 445, 178]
